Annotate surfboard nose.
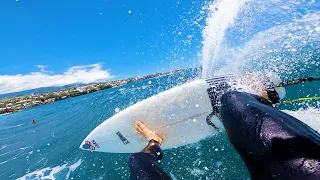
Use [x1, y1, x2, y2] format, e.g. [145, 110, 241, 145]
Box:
[79, 141, 86, 150]
[79, 140, 97, 151]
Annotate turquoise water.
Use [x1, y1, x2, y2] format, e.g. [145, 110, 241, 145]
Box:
[1, 0, 320, 179]
[0, 68, 319, 180]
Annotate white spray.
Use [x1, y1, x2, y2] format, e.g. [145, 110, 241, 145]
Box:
[201, 0, 247, 78]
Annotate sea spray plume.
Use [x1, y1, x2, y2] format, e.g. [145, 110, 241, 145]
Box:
[200, 0, 320, 77]
[201, 0, 246, 78]
[239, 12, 320, 76]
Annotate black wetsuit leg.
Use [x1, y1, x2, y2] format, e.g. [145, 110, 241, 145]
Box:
[220, 91, 320, 180]
[128, 139, 172, 180]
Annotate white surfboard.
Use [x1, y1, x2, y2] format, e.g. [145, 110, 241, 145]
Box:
[80, 75, 285, 153]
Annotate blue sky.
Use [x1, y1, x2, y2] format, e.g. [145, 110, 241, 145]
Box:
[0, 0, 204, 80]
[0, 0, 206, 94]
[1, 0, 318, 94]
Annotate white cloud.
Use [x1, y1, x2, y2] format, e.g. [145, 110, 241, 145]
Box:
[36, 65, 52, 73]
[37, 65, 45, 72]
[0, 63, 114, 94]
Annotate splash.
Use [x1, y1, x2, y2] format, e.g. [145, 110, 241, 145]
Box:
[284, 107, 320, 133]
[17, 159, 82, 180]
[241, 12, 320, 77]
[201, 0, 247, 77]
[200, 0, 320, 139]
[201, 0, 320, 78]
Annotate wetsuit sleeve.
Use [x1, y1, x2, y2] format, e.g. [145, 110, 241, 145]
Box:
[219, 91, 320, 180]
[128, 140, 172, 180]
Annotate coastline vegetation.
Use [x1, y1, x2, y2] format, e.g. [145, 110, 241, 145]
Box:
[0, 70, 181, 115]
[0, 83, 113, 115]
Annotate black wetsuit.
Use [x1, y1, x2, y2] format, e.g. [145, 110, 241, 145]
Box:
[128, 139, 172, 180]
[128, 91, 320, 180]
[220, 91, 320, 180]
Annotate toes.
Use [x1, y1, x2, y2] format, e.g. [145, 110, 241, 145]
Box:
[135, 120, 148, 134]
[135, 120, 141, 127]
[135, 120, 144, 128]
[135, 121, 140, 129]
[136, 121, 148, 131]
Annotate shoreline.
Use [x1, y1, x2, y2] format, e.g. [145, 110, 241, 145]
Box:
[0, 84, 116, 115]
[0, 69, 188, 115]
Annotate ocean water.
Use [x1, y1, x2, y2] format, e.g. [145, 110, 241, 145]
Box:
[1, 0, 320, 179]
[0, 69, 319, 180]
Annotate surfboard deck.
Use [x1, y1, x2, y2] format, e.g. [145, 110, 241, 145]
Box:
[80, 75, 281, 153]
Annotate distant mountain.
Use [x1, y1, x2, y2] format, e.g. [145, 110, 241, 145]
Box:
[0, 68, 202, 101]
[0, 84, 84, 100]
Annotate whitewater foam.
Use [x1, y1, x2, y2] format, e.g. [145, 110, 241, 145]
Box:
[284, 107, 320, 133]
[0, 123, 27, 131]
[17, 159, 82, 180]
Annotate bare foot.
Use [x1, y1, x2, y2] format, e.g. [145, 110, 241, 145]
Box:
[135, 121, 163, 144]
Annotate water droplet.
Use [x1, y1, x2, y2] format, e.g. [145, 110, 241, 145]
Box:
[115, 108, 120, 113]
[195, 104, 199, 107]
[216, 161, 223, 167]
[128, 10, 132, 13]
[193, 119, 197, 122]
[148, 81, 152, 85]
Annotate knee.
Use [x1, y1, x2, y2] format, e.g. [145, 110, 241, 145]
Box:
[221, 91, 244, 107]
[219, 91, 252, 124]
